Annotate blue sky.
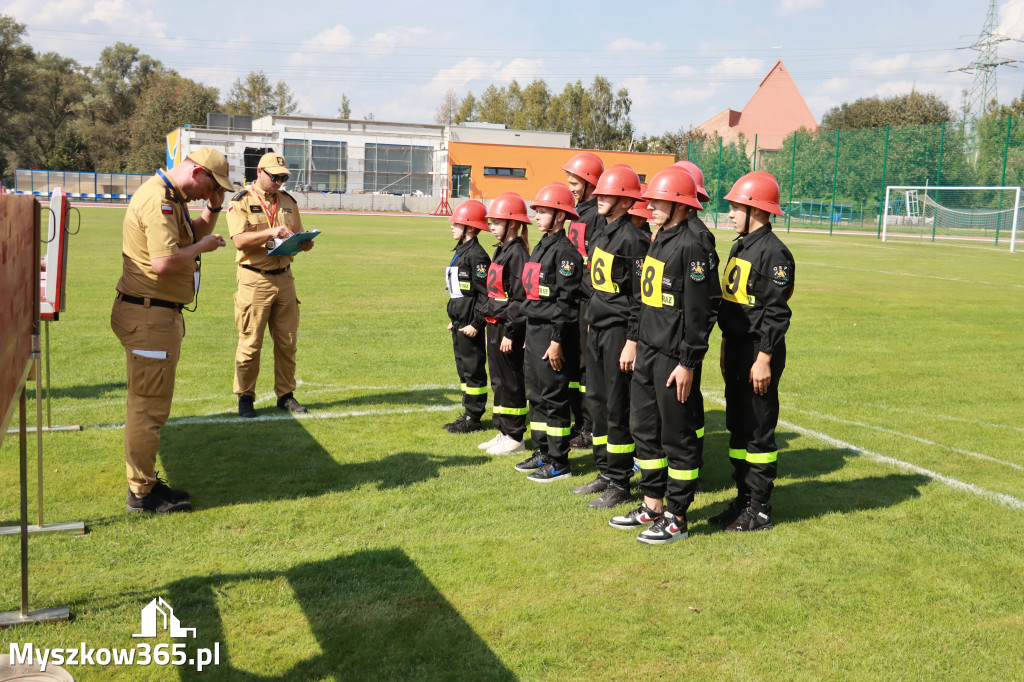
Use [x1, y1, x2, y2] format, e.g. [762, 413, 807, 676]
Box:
[4, 0, 1024, 136]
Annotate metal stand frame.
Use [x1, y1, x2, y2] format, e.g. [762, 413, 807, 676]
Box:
[0, 383, 71, 627]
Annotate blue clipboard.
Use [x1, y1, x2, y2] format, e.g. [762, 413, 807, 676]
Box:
[267, 229, 320, 256]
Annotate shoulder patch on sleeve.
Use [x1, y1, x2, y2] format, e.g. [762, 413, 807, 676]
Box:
[160, 204, 174, 215]
[689, 259, 708, 282]
[559, 259, 575, 277]
[475, 262, 487, 278]
[771, 264, 791, 285]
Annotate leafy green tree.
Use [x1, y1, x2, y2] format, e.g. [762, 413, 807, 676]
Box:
[454, 91, 476, 123]
[434, 87, 460, 124]
[820, 91, 952, 131]
[18, 52, 92, 170]
[225, 70, 297, 118]
[0, 15, 35, 174]
[510, 79, 550, 130]
[477, 83, 510, 126]
[127, 74, 219, 173]
[337, 93, 351, 119]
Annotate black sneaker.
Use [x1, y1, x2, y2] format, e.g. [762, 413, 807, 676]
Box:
[609, 502, 662, 529]
[587, 486, 633, 509]
[569, 428, 593, 450]
[571, 475, 609, 495]
[152, 473, 189, 502]
[126, 487, 192, 514]
[724, 502, 774, 532]
[637, 512, 688, 544]
[708, 495, 751, 527]
[514, 450, 545, 472]
[277, 392, 307, 414]
[238, 395, 257, 419]
[527, 462, 572, 483]
[445, 413, 483, 433]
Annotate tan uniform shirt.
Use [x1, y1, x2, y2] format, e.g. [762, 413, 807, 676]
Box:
[116, 172, 197, 304]
[227, 185, 303, 270]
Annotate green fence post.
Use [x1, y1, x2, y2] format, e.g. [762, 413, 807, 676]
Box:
[996, 115, 1012, 246]
[716, 137, 723, 228]
[936, 121, 945, 187]
[787, 132, 797, 232]
[829, 129, 840, 235]
[752, 134, 758, 170]
[687, 139, 692, 162]
[877, 125, 890, 238]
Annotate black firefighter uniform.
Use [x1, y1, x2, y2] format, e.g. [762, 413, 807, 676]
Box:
[446, 237, 491, 419]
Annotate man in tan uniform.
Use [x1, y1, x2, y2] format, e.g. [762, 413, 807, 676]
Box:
[112, 147, 232, 513]
[228, 152, 313, 419]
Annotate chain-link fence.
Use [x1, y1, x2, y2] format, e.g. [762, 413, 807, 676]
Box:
[684, 115, 1024, 248]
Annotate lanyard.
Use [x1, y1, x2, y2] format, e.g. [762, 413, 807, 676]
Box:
[249, 184, 278, 226]
[155, 170, 196, 243]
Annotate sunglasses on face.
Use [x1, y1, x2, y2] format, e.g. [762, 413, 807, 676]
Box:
[266, 172, 289, 183]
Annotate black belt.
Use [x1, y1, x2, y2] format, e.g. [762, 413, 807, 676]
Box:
[241, 264, 290, 276]
[116, 293, 183, 311]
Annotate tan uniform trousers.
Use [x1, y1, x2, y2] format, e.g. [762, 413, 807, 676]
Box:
[111, 298, 185, 496]
[233, 265, 300, 398]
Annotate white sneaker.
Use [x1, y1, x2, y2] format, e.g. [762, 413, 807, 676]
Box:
[488, 434, 526, 456]
[478, 432, 503, 450]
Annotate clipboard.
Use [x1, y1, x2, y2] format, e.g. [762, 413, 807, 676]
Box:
[267, 229, 320, 256]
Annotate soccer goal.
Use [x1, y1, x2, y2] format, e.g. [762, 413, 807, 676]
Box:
[881, 185, 1021, 252]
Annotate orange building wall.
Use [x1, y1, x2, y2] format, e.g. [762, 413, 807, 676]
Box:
[449, 142, 675, 201]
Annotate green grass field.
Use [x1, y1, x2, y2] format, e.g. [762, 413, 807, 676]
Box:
[2, 207, 1023, 681]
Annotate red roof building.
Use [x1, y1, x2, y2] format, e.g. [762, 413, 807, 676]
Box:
[696, 60, 818, 167]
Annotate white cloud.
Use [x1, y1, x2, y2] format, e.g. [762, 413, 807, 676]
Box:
[428, 57, 502, 91]
[818, 77, 852, 95]
[778, 0, 824, 15]
[1000, 0, 1024, 39]
[365, 26, 430, 56]
[708, 57, 765, 77]
[495, 58, 545, 84]
[851, 53, 911, 77]
[286, 24, 355, 67]
[5, 0, 166, 35]
[607, 37, 666, 52]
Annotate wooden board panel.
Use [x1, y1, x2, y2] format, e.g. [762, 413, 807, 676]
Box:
[0, 195, 40, 442]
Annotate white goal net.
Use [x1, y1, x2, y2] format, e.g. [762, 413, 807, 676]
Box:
[881, 185, 1021, 252]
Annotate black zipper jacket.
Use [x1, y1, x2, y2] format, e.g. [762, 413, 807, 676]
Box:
[567, 196, 606, 302]
[521, 230, 583, 343]
[481, 237, 529, 346]
[446, 237, 491, 329]
[687, 212, 723, 332]
[585, 213, 651, 341]
[718, 223, 795, 354]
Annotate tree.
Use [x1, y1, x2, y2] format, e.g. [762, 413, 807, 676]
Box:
[455, 91, 476, 123]
[19, 52, 92, 170]
[511, 79, 550, 130]
[337, 93, 351, 119]
[434, 87, 460, 124]
[477, 84, 510, 125]
[126, 74, 219, 173]
[820, 91, 952, 130]
[225, 70, 297, 118]
[0, 16, 36, 174]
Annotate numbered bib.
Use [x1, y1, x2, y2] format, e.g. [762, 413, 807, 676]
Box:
[486, 263, 507, 300]
[591, 247, 618, 293]
[640, 256, 666, 308]
[566, 222, 588, 264]
[522, 262, 542, 301]
[445, 266, 464, 299]
[722, 256, 753, 305]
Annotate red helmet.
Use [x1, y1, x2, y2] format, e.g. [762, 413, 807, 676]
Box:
[724, 171, 784, 216]
[594, 164, 643, 200]
[642, 167, 703, 211]
[673, 160, 710, 203]
[450, 199, 489, 231]
[628, 183, 653, 220]
[530, 183, 579, 219]
[485, 192, 531, 225]
[561, 152, 604, 186]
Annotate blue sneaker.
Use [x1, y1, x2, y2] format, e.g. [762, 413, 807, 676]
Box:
[527, 463, 572, 483]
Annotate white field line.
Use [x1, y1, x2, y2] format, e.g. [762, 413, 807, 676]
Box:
[704, 395, 1024, 512]
[784, 405, 1024, 472]
[801, 261, 1024, 288]
[93, 403, 460, 430]
[781, 391, 1024, 434]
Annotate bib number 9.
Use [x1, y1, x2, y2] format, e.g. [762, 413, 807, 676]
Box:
[722, 256, 752, 305]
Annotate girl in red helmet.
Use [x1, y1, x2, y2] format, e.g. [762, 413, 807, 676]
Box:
[443, 200, 492, 434]
[710, 171, 795, 532]
[571, 163, 651, 509]
[562, 152, 606, 449]
[477, 193, 531, 455]
[609, 167, 718, 545]
[513, 182, 583, 483]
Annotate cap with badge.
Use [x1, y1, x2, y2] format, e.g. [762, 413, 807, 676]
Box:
[258, 152, 289, 175]
[186, 148, 234, 191]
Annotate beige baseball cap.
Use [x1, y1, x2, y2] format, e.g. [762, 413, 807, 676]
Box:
[257, 152, 289, 175]
[186, 148, 234, 191]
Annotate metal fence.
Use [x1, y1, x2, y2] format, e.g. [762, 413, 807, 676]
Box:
[684, 115, 1024, 247]
[12, 169, 150, 201]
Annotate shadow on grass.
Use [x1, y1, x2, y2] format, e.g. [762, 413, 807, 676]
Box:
[164, 548, 516, 681]
[158, 418, 489, 510]
[300, 387, 461, 411]
[25, 381, 123, 401]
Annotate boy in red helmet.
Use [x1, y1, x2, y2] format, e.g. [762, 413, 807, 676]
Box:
[609, 167, 718, 544]
[562, 152, 606, 449]
[710, 171, 795, 532]
[571, 164, 650, 509]
[513, 183, 583, 482]
[443, 200, 492, 434]
[478, 193, 531, 455]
